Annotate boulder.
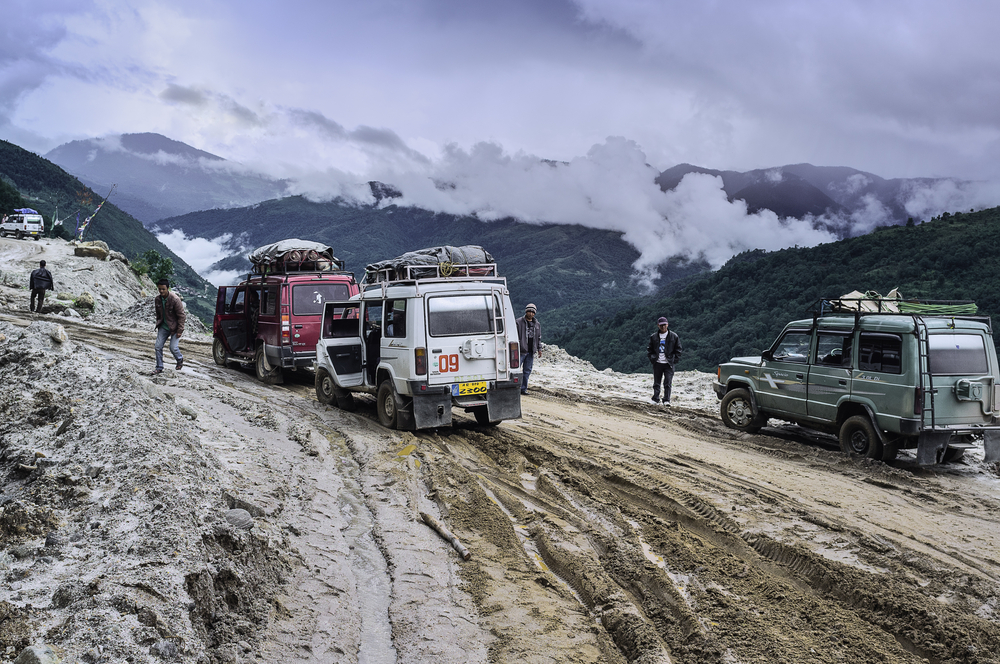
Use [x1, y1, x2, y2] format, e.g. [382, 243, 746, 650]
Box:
[108, 250, 129, 265]
[73, 292, 95, 311]
[73, 241, 109, 260]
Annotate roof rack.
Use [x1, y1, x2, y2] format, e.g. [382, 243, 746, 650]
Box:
[250, 257, 347, 275]
[362, 262, 500, 286]
[814, 297, 979, 317]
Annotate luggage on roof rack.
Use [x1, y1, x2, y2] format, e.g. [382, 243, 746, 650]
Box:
[248, 239, 345, 274]
[363, 245, 498, 283]
[818, 289, 978, 316]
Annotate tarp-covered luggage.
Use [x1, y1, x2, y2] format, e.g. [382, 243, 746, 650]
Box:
[364, 245, 496, 282]
[248, 239, 344, 274]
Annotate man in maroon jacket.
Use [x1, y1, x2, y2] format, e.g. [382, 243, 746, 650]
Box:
[152, 278, 186, 375]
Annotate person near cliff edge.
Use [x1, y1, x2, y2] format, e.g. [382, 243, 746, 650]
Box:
[152, 279, 186, 375]
[516, 303, 542, 395]
[29, 260, 54, 313]
[646, 316, 682, 405]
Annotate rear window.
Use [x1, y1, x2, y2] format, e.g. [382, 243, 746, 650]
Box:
[293, 283, 351, 315]
[428, 295, 495, 337]
[858, 333, 902, 374]
[928, 334, 989, 375]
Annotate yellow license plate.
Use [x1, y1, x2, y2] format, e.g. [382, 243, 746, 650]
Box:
[453, 381, 487, 396]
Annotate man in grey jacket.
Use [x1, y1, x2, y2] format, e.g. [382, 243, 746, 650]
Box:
[29, 260, 53, 313]
[152, 279, 186, 375]
[515, 303, 542, 395]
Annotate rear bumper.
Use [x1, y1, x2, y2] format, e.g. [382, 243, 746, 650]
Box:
[266, 344, 315, 369]
[400, 379, 522, 430]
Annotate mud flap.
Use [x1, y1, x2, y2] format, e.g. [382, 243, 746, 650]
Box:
[984, 430, 1000, 463]
[487, 386, 522, 421]
[916, 431, 952, 465]
[410, 392, 453, 430]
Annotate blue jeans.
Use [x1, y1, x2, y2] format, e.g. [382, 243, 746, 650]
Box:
[521, 351, 534, 392]
[155, 327, 183, 370]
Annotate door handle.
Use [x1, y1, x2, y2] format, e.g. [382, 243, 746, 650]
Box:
[839, 379, 847, 385]
[796, 373, 804, 379]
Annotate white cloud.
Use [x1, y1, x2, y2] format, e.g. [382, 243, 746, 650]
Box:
[155, 229, 244, 287]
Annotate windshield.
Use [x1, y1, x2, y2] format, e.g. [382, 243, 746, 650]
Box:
[928, 334, 989, 375]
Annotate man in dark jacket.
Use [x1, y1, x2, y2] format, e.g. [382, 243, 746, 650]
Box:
[153, 278, 186, 374]
[646, 316, 682, 405]
[29, 260, 54, 313]
[515, 303, 542, 395]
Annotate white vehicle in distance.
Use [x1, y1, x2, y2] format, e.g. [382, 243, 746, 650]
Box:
[0, 209, 44, 240]
[314, 246, 523, 430]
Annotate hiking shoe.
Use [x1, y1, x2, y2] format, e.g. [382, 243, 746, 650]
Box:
[521, 389, 528, 395]
[151, 368, 164, 375]
[663, 401, 671, 407]
[176, 358, 184, 370]
[651, 397, 660, 404]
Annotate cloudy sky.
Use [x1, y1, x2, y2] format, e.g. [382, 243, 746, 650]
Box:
[3, 0, 1000, 280]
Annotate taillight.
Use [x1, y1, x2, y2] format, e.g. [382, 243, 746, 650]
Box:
[415, 348, 427, 375]
[914, 386, 924, 415]
[717, 366, 721, 381]
[509, 341, 520, 369]
[281, 310, 290, 343]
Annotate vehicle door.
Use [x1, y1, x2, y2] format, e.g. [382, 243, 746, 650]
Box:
[380, 298, 410, 378]
[425, 292, 503, 398]
[215, 286, 248, 353]
[926, 332, 995, 426]
[319, 301, 364, 387]
[291, 279, 355, 354]
[756, 328, 812, 418]
[807, 331, 853, 421]
[850, 332, 908, 427]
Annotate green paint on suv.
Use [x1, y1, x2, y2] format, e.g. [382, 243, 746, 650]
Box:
[714, 303, 1000, 465]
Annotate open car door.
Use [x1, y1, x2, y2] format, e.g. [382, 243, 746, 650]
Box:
[319, 301, 364, 388]
[215, 286, 248, 354]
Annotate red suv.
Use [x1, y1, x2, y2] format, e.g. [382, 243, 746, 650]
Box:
[212, 241, 360, 383]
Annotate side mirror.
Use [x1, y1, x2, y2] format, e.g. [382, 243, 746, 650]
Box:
[761, 350, 773, 361]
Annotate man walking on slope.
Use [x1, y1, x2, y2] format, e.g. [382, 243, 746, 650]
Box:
[647, 316, 682, 405]
[152, 279, 186, 375]
[516, 303, 542, 395]
[29, 260, 54, 313]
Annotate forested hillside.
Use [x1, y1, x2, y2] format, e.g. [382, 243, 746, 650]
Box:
[554, 207, 1000, 373]
[0, 140, 216, 322]
[156, 195, 710, 327]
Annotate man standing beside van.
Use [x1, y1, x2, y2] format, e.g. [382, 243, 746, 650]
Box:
[152, 279, 186, 375]
[29, 260, 53, 313]
[516, 303, 542, 395]
[647, 316, 682, 405]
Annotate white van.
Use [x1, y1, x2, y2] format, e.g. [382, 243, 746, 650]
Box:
[315, 250, 522, 430]
[0, 210, 44, 240]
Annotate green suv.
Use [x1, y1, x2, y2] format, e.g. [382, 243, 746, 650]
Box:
[714, 301, 1000, 465]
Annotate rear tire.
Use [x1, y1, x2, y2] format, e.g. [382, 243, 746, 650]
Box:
[255, 345, 283, 385]
[212, 338, 228, 366]
[315, 368, 336, 405]
[720, 388, 764, 433]
[377, 380, 398, 429]
[15, 230, 22, 240]
[473, 406, 499, 426]
[839, 415, 883, 459]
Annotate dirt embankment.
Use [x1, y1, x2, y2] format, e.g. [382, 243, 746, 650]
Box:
[1, 234, 1000, 664]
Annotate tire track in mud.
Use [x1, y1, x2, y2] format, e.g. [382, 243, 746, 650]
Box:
[413, 401, 1000, 664]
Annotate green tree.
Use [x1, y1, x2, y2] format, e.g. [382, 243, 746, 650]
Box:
[132, 250, 174, 283]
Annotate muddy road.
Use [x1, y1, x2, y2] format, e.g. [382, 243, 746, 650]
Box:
[4, 310, 1000, 664]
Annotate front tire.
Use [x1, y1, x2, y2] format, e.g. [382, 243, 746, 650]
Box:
[212, 338, 228, 366]
[377, 380, 398, 429]
[255, 345, 283, 385]
[720, 388, 764, 433]
[315, 368, 336, 405]
[839, 415, 883, 459]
